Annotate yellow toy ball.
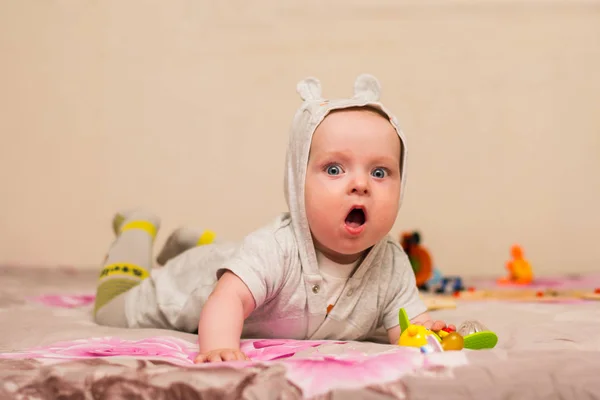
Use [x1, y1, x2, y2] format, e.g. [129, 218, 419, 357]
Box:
[441, 332, 464, 351]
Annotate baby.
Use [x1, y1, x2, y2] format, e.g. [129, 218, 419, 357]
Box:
[93, 74, 453, 363]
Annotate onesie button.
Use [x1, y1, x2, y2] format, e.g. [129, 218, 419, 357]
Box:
[346, 288, 354, 296]
[312, 285, 320, 294]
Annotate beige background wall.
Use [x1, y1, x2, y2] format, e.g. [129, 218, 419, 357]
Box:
[1, 0, 599, 277]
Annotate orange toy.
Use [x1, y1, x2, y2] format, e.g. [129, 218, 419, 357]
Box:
[498, 244, 533, 285]
[400, 232, 432, 287]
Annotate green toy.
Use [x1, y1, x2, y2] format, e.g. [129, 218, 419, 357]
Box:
[458, 321, 498, 350]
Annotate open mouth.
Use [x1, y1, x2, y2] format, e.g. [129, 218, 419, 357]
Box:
[345, 207, 366, 228]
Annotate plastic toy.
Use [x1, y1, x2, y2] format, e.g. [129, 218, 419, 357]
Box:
[425, 268, 443, 287]
[399, 325, 434, 347]
[434, 276, 465, 294]
[457, 320, 498, 349]
[498, 244, 533, 285]
[440, 332, 464, 351]
[420, 335, 444, 354]
[400, 231, 432, 289]
[397, 308, 498, 351]
[400, 231, 466, 294]
[397, 308, 438, 347]
[397, 308, 463, 350]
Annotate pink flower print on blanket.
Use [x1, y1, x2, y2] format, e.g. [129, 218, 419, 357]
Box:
[29, 294, 96, 308]
[283, 351, 426, 398]
[0, 336, 198, 365]
[240, 338, 347, 361]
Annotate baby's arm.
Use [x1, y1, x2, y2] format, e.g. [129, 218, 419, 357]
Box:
[195, 271, 256, 363]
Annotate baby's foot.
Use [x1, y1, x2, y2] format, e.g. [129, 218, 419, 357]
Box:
[112, 209, 161, 237]
[156, 227, 216, 265]
[96, 209, 161, 316]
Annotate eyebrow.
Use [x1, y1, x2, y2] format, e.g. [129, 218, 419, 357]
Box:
[371, 155, 400, 167]
[314, 151, 399, 166]
[312, 151, 351, 162]
[320, 150, 347, 158]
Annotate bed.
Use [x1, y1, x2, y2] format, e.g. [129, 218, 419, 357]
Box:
[1, 266, 599, 399]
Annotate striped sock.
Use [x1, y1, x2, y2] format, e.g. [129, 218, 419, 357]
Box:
[94, 210, 160, 316]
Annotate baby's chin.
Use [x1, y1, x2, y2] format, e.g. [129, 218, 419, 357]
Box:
[314, 241, 374, 265]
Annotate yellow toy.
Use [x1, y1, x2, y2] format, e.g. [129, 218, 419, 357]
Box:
[399, 324, 437, 347]
[440, 332, 464, 351]
[397, 308, 498, 351]
[498, 244, 533, 285]
[397, 308, 440, 347]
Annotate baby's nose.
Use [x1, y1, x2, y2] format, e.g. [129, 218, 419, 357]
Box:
[350, 176, 369, 195]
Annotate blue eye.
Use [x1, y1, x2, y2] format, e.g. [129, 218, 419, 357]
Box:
[372, 168, 387, 178]
[326, 165, 342, 175]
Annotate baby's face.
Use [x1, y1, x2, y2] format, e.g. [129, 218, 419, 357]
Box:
[305, 108, 402, 264]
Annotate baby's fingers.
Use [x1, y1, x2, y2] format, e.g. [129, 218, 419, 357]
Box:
[194, 353, 207, 364]
[217, 350, 248, 362]
[430, 320, 447, 331]
[194, 350, 249, 364]
[193, 352, 224, 363]
[208, 352, 225, 363]
[221, 350, 240, 362]
[420, 320, 434, 329]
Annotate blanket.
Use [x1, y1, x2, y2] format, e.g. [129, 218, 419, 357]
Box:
[1, 266, 600, 399]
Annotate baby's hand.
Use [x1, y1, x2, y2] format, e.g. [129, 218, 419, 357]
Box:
[417, 319, 456, 332]
[194, 348, 250, 363]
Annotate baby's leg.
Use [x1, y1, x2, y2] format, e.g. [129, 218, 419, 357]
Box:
[156, 227, 216, 266]
[94, 210, 160, 327]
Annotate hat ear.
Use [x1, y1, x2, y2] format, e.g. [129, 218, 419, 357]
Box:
[353, 73, 381, 102]
[296, 77, 323, 101]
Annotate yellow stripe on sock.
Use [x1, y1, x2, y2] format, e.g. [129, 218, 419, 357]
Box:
[120, 220, 157, 239]
[99, 263, 150, 280]
[197, 230, 216, 246]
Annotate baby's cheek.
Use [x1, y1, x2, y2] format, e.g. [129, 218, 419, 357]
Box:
[377, 200, 399, 229]
[306, 203, 330, 231]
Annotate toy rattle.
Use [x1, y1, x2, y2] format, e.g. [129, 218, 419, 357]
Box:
[397, 308, 498, 353]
